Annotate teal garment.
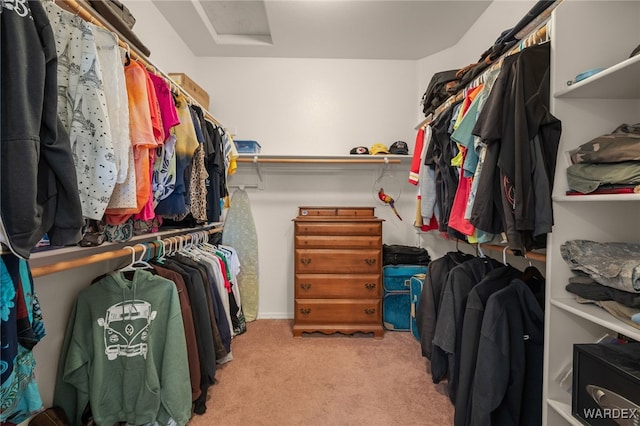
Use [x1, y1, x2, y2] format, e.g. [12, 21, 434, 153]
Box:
[566, 162, 640, 194]
[451, 95, 481, 178]
[53, 270, 191, 426]
[0, 257, 46, 424]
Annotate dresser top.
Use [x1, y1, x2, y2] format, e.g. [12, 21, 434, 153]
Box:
[296, 206, 379, 218]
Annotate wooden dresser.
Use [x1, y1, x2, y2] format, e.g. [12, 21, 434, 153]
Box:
[292, 206, 384, 338]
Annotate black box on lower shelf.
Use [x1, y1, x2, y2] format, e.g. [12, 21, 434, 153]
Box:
[572, 343, 640, 425]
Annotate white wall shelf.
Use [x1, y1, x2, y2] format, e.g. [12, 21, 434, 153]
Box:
[550, 298, 640, 342]
[554, 53, 640, 99]
[232, 154, 413, 189]
[547, 399, 583, 426]
[236, 153, 412, 164]
[544, 2, 640, 425]
[552, 193, 640, 202]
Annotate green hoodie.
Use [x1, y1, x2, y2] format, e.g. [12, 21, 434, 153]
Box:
[54, 269, 192, 426]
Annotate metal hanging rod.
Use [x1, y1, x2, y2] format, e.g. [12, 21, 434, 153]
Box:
[30, 227, 222, 278]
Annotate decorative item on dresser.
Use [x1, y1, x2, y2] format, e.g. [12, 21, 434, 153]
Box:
[292, 206, 385, 338]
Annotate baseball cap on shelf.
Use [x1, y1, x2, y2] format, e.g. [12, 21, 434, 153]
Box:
[350, 146, 370, 155]
[370, 143, 390, 155]
[390, 141, 409, 155]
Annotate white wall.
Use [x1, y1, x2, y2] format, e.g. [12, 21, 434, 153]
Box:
[417, 0, 537, 92]
[124, 1, 198, 77]
[194, 57, 418, 155]
[195, 56, 424, 318]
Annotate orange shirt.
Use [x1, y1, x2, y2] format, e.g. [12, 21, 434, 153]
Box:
[105, 60, 157, 222]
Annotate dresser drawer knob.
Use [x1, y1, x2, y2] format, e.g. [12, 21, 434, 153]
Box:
[364, 308, 376, 315]
[300, 258, 312, 265]
[300, 308, 311, 316]
[300, 283, 312, 291]
[364, 283, 376, 290]
[365, 258, 376, 265]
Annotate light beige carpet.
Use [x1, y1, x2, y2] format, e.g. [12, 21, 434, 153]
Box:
[187, 319, 454, 426]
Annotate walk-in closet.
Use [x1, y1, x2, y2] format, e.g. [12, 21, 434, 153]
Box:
[2, 1, 639, 425]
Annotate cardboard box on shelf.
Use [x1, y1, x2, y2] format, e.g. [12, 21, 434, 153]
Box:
[168, 73, 210, 110]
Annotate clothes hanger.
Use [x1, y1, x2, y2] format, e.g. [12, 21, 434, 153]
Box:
[153, 239, 166, 265]
[118, 246, 139, 272]
[119, 244, 153, 271]
[176, 235, 197, 259]
[502, 246, 510, 266]
[137, 244, 155, 269]
[476, 242, 486, 258]
[521, 253, 544, 282]
[124, 44, 131, 66]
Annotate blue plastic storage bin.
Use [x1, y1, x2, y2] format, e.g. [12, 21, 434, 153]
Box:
[234, 140, 262, 153]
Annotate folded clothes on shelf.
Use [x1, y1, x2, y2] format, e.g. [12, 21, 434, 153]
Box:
[561, 240, 640, 293]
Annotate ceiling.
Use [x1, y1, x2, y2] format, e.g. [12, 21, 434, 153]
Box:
[151, 0, 493, 60]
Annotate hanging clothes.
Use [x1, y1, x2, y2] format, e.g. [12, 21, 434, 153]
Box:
[92, 25, 131, 188]
[132, 68, 167, 223]
[53, 269, 192, 426]
[105, 60, 158, 224]
[426, 103, 463, 237]
[205, 122, 227, 223]
[0, 254, 46, 424]
[415, 251, 474, 360]
[453, 264, 524, 426]
[470, 43, 560, 254]
[155, 93, 199, 217]
[150, 74, 180, 207]
[95, 27, 138, 211]
[150, 263, 202, 404]
[417, 248, 546, 426]
[469, 279, 545, 426]
[158, 257, 218, 415]
[431, 255, 504, 399]
[45, 1, 118, 221]
[0, 0, 84, 260]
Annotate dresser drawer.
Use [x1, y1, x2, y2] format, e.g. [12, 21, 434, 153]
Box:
[294, 299, 381, 324]
[294, 222, 382, 236]
[295, 235, 381, 249]
[295, 274, 381, 298]
[295, 249, 381, 273]
[298, 206, 375, 217]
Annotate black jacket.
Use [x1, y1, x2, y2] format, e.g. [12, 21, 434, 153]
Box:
[432, 256, 503, 400]
[470, 279, 545, 426]
[416, 251, 474, 360]
[1, 0, 83, 258]
[454, 265, 522, 426]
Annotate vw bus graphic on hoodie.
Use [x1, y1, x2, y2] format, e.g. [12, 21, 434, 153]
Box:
[97, 300, 157, 360]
